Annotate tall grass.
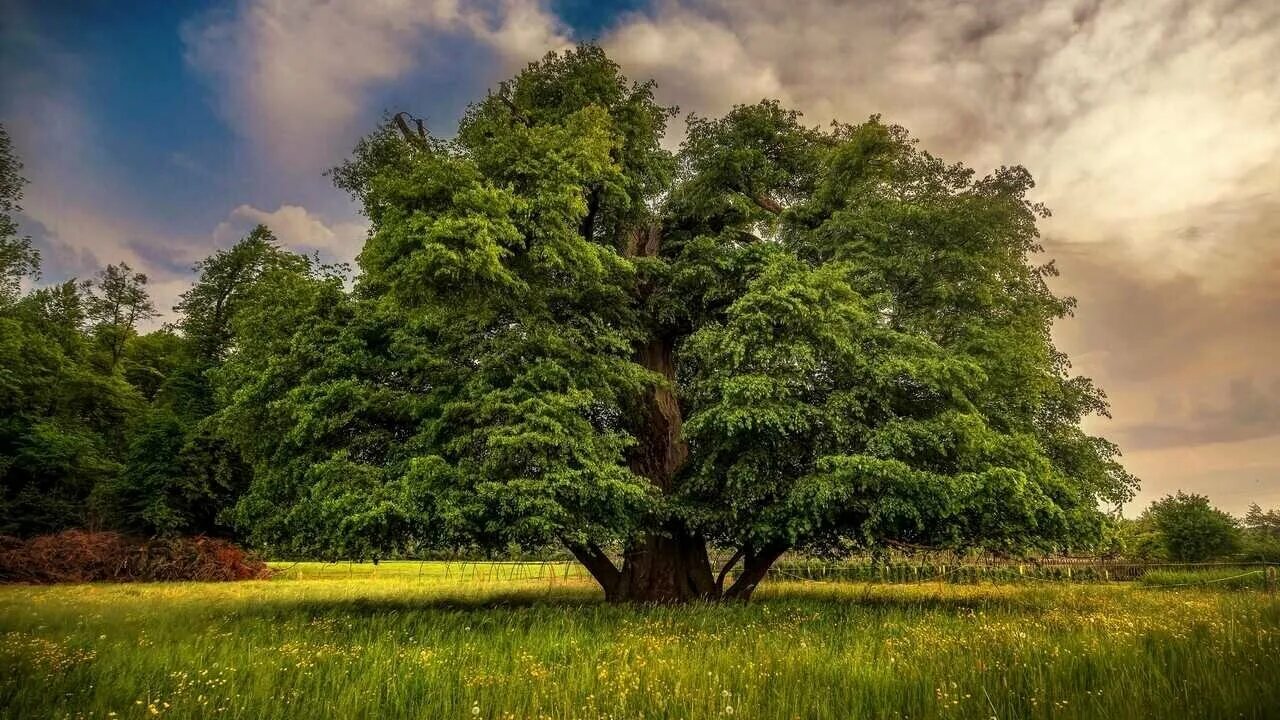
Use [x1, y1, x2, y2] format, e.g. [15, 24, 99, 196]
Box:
[1138, 567, 1272, 590]
[2, 561, 1278, 719]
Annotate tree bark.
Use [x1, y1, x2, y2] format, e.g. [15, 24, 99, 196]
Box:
[581, 222, 709, 602]
[612, 329, 720, 602]
[564, 540, 621, 599]
[722, 544, 789, 601]
[572, 223, 787, 603]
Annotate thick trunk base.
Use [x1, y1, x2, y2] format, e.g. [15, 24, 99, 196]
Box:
[610, 527, 716, 603]
[569, 530, 787, 604]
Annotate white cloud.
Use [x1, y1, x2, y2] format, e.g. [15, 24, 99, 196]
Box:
[212, 204, 369, 262]
[602, 0, 1280, 281]
[183, 0, 571, 174]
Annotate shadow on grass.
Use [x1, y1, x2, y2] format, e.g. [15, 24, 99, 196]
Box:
[236, 586, 609, 621]
[223, 579, 1082, 626]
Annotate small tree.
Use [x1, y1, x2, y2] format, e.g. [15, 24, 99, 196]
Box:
[87, 263, 156, 370]
[1241, 503, 1280, 561]
[1140, 493, 1239, 562]
[1243, 503, 1280, 538]
[175, 224, 308, 365]
[0, 124, 39, 306]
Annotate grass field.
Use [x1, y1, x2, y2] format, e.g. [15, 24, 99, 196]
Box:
[2, 562, 1278, 720]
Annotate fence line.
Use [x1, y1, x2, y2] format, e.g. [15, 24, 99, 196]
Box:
[764, 557, 1279, 586]
[292, 556, 1278, 590]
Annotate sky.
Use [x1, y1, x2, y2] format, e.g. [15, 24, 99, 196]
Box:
[2, 0, 1278, 515]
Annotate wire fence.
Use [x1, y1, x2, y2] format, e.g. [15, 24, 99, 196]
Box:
[762, 556, 1280, 590]
[282, 556, 1279, 592]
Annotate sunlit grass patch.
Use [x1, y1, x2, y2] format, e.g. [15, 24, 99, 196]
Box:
[1, 563, 1278, 719]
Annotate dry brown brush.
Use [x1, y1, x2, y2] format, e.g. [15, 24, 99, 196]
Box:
[0, 530, 271, 583]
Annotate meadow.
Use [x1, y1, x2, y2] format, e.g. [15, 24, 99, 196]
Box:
[2, 562, 1279, 720]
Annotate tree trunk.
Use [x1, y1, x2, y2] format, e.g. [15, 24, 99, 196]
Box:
[722, 544, 788, 601]
[610, 332, 719, 602]
[614, 524, 717, 602]
[567, 222, 785, 603]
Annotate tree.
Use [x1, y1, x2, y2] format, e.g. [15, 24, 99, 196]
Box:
[1139, 492, 1239, 562]
[85, 228, 300, 538]
[0, 124, 40, 306]
[0, 281, 142, 535]
[0, 128, 253, 538]
[1243, 503, 1280, 538]
[175, 224, 307, 364]
[87, 263, 156, 370]
[1241, 503, 1280, 561]
[220, 46, 1136, 601]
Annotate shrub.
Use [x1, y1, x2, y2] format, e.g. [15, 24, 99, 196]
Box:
[0, 530, 271, 583]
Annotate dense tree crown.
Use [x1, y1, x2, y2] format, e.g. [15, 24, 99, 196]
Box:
[214, 46, 1136, 601]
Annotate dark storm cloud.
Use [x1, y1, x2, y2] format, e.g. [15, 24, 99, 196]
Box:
[1122, 378, 1280, 450]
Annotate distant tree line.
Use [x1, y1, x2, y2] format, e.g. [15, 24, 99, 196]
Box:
[0, 123, 335, 540]
[1112, 493, 1280, 562]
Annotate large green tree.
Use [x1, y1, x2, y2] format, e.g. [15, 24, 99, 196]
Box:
[221, 46, 1136, 601]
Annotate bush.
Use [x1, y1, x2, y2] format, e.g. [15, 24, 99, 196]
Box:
[0, 530, 271, 583]
[1139, 492, 1240, 561]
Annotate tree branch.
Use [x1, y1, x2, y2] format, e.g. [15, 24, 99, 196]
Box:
[496, 92, 532, 127]
[715, 546, 747, 593]
[748, 191, 783, 215]
[884, 538, 944, 553]
[563, 539, 621, 596]
[723, 543, 788, 601]
[392, 112, 429, 150]
[579, 185, 602, 242]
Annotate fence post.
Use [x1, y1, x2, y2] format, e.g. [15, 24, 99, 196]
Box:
[1267, 566, 1277, 595]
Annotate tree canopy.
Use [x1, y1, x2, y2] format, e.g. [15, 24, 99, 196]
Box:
[213, 46, 1137, 601]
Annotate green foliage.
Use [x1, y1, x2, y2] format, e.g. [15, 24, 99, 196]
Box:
[1241, 503, 1280, 561]
[0, 129, 273, 537]
[86, 263, 156, 370]
[214, 44, 1137, 577]
[174, 224, 310, 364]
[0, 124, 39, 305]
[0, 281, 140, 535]
[1139, 492, 1241, 561]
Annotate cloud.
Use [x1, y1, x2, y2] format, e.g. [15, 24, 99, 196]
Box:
[211, 204, 368, 262]
[1123, 378, 1280, 450]
[603, 0, 1280, 280]
[1051, 237, 1280, 449]
[21, 215, 102, 283]
[182, 0, 571, 174]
